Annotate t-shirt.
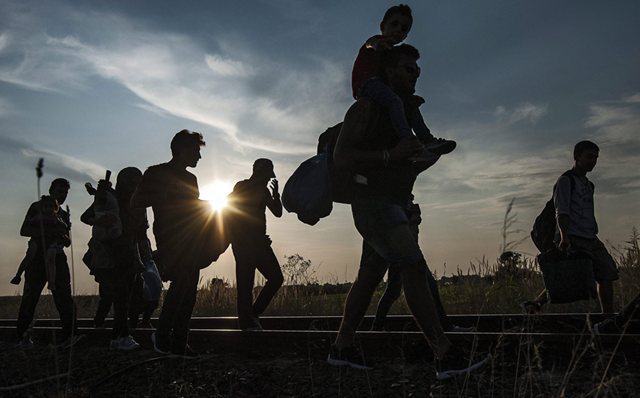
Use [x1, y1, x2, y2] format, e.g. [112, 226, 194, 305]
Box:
[553, 173, 598, 239]
[135, 162, 202, 255]
[228, 179, 274, 241]
[351, 35, 384, 99]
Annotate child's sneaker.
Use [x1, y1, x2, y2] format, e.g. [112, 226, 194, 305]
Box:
[16, 336, 34, 349]
[10, 275, 21, 285]
[327, 344, 372, 370]
[436, 348, 491, 381]
[423, 137, 456, 155]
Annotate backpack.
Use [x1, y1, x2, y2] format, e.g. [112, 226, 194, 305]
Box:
[282, 122, 354, 225]
[530, 170, 592, 252]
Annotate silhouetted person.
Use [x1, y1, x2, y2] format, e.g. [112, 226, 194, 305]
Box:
[524, 141, 618, 314]
[328, 44, 490, 380]
[228, 158, 284, 330]
[82, 167, 151, 350]
[352, 4, 455, 157]
[16, 178, 79, 347]
[131, 129, 209, 357]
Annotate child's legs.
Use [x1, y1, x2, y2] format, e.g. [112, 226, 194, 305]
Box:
[404, 101, 432, 140]
[361, 79, 413, 138]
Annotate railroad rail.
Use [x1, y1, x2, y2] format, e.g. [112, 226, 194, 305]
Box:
[1, 314, 638, 357]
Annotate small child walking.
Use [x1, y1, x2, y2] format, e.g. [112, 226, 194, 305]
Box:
[352, 4, 456, 156]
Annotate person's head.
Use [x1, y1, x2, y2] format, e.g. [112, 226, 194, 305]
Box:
[573, 140, 599, 172]
[380, 4, 413, 45]
[381, 44, 421, 97]
[39, 195, 59, 217]
[49, 178, 70, 206]
[251, 158, 276, 182]
[170, 129, 205, 168]
[116, 167, 143, 197]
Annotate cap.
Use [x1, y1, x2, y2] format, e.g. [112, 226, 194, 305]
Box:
[253, 158, 275, 178]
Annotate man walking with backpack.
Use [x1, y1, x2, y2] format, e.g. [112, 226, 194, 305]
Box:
[554, 140, 618, 313]
[327, 44, 490, 380]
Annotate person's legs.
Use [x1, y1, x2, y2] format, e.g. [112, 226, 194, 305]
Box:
[336, 242, 389, 348]
[252, 240, 284, 318]
[403, 98, 431, 141]
[111, 274, 135, 339]
[233, 244, 259, 329]
[170, 267, 200, 352]
[372, 265, 401, 330]
[425, 267, 452, 330]
[94, 280, 113, 327]
[575, 237, 618, 313]
[16, 263, 46, 339]
[51, 255, 77, 341]
[361, 79, 413, 138]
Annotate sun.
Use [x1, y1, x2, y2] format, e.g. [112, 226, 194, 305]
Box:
[199, 180, 233, 212]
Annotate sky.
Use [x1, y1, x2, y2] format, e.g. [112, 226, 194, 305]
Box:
[0, 0, 639, 296]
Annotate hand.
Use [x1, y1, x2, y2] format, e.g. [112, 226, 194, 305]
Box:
[389, 137, 425, 161]
[97, 179, 112, 191]
[269, 179, 279, 196]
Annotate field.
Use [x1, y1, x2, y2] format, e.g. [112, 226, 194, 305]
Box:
[0, 231, 638, 397]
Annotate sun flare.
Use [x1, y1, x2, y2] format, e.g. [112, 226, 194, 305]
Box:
[199, 180, 233, 212]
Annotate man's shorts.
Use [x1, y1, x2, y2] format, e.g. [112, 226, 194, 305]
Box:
[570, 236, 619, 282]
[351, 196, 424, 266]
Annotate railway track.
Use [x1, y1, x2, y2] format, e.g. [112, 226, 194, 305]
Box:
[1, 314, 638, 357]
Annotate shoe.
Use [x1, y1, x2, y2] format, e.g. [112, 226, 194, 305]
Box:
[593, 318, 622, 335]
[436, 349, 492, 381]
[60, 334, 85, 348]
[17, 336, 34, 349]
[151, 332, 170, 355]
[114, 335, 140, 351]
[424, 137, 456, 155]
[446, 324, 477, 333]
[327, 344, 372, 370]
[10, 275, 21, 285]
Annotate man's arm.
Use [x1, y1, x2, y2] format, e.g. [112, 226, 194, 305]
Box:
[554, 176, 572, 251]
[333, 99, 424, 170]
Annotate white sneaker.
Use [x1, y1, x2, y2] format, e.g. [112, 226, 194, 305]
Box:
[115, 335, 140, 351]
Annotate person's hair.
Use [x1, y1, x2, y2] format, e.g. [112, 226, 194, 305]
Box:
[49, 178, 70, 193]
[116, 167, 142, 189]
[574, 140, 599, 160]
[381, 44, 420, 76]
[39, 195, 60, 212]
[170, 129, 206, 157]
[381, 4, 413, 29]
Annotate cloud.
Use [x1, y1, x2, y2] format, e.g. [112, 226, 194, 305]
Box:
[0, 3, 350, 156]
[495, 102, 548, 125]
[0, 135, 105, 182]
[0, 97, 14, 117]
